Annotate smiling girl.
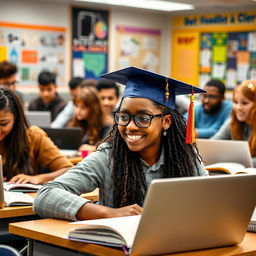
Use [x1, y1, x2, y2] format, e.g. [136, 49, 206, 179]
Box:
[34, 67, 208, 221]
[0, 86, 73, 184]
[212, 80, 256, 167]
[68, 86, 110, 153]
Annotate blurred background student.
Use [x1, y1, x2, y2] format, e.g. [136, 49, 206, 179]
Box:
[96, 79, 120, 126]
[28, 70, 67, 122]
[0, 86, 73, 184]
[212, 80, 256, 167]
[0, 60, 24, 103]
[51, 77, 97, 128]
[68, 86, 110, 153]
[184, 79, 232, 138]
[51, 76, 84, 128]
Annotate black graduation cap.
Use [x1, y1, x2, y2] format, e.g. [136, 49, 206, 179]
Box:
[100, 66, 206, 109]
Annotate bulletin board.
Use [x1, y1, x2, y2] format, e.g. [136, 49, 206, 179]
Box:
[115, 25, 161, 72]
[199, 31, 256, 89]
[0, 22, 66, 87]
[72, 7, 109, 79]
[171, 11, 256, 89]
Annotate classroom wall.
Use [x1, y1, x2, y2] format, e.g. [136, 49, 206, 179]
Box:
[0, 0, 171, 97]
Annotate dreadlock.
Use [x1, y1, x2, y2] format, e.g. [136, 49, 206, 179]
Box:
[101, 102, 202, 208]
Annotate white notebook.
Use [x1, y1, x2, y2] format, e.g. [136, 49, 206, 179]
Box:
[0, 155, 34, 208]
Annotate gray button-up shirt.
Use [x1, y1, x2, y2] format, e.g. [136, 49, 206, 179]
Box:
[34, 142, 208, 221]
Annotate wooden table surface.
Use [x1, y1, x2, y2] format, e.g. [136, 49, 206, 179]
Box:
[9, 218, 256, 256]
[0, 189, 99, 219]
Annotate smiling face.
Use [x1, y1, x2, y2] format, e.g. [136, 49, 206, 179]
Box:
[117, 97, 171, 163]
[233, 86, 254, 123]
[0, 110, 14, 143]
[98, 88, 119, 114]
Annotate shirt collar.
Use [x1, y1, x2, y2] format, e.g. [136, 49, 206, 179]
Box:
[140, 147, 165, 171]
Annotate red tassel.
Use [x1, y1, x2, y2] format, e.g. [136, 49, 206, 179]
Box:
[185, 90, 196, 144]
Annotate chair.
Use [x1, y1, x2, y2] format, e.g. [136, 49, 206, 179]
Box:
[0, 245, 22, 256]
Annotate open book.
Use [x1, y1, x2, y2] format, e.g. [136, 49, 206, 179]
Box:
[4, 191, 34, 207]
[4, 182, 42, 192]
[205, 162, 256, 175]
[68, 215, 141, 249]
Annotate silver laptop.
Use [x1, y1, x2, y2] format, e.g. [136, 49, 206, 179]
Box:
[131, 175, 256, 255]
[25, 111, 51, 127]
[196, 139, 253, 168]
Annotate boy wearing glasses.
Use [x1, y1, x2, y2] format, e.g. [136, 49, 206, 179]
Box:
[184, 79, 232, 138]
[34, 67, 208, 221]
[0, 61, 24, 102]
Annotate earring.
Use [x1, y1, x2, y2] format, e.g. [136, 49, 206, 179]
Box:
[163, 130, 167, 136]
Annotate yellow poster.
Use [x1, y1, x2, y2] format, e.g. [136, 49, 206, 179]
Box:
[171, 32, 199, 86]
[0, 46, 7, 62]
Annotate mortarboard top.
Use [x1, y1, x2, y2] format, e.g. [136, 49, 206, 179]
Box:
[100, 66, 206, 109]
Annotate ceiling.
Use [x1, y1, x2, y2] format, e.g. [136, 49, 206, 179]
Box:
[29, 0, 256, 15]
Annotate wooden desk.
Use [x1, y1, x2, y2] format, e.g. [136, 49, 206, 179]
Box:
[9, 218, 256, 256]
[0, 190, 99, 219]
[0, 190, 98, 241]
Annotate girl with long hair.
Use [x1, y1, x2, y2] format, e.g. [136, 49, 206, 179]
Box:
[212, 80, 256, 167]
[34, 67, 207, 221]
[0, 86, 73, 184]
[68, 86, 110, 153]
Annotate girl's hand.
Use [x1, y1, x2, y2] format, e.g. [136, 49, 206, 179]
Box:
[76, 203, 143, 220]
[106, 204, 143, 218]
[9, 174, 43, 184]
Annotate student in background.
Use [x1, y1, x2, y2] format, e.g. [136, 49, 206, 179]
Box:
[184, 79, 232, 138]
[68, 86, 110, 153]
[51, 78, 97, 128]
[28, 70, 66, 122]
[34, 67, 207, 221]
[0, 61, 24, 102]
[96, 79, 120, 126]
[0, 86, 73, 184]
[212, 80, 256, 167]
[51, 77, 84, 128]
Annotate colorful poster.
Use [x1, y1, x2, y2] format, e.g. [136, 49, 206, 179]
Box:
[212, 33, 227, 63]
[72, 7, 108, 79]
[199, 31, 255, 89]
[116, 25, 161, 73]
[0, 23, 66, 87]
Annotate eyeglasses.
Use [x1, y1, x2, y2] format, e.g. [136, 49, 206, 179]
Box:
[113, 112, 163, 128]
[0, 81, 18, 88]
[201, 94, 220, 100]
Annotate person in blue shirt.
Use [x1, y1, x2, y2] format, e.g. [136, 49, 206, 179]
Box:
[184, 79, 232, 138]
